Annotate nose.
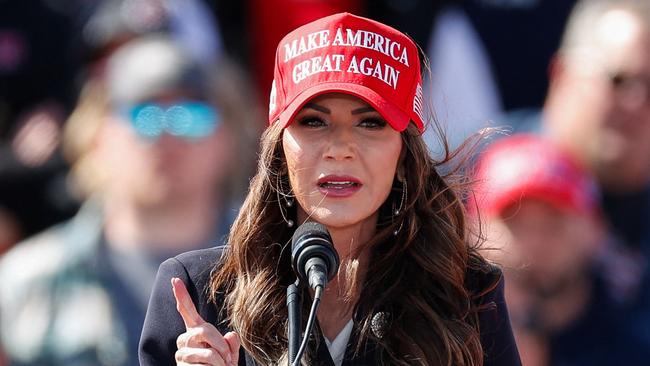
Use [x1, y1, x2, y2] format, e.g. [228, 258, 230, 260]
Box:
[323, 126, 356, 161]
[152, 133, 193, 156]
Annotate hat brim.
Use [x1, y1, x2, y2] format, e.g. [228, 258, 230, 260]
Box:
[277, 82, 413, 132]
[486, 187, 595, 218]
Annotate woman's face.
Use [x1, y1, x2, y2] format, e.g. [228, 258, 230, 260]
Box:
[282, 93, 403, 231]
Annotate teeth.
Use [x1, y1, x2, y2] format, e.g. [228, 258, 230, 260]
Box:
[319, 181, 357, 188]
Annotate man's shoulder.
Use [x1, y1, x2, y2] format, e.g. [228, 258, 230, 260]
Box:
[0, 220, 83, 290]
[0, 203, 104, 289]
[0, 219, 118, 363]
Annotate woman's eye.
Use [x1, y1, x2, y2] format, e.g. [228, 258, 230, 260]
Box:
[358, 117, 387, 129]
[297, 116, 327, 128]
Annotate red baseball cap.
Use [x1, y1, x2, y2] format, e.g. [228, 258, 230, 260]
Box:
[472, 134, 600, 217]
[268, 12, 425, 132]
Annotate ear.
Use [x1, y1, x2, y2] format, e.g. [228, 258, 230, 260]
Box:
[547, 53, 568, 91]
[396, 167, 405, 182]
[91, 115, 118, 159]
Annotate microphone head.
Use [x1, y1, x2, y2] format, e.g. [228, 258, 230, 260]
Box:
[291, 221, 340, 284]
[292, 221, 330, 246]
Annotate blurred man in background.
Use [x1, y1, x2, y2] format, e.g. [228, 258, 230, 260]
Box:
[545, 0, 650, 197]
[541, 0, 650, 319]
[0, 35, 260, 365]
[0, 0, 225, 255]
[473, 134, 650, 366]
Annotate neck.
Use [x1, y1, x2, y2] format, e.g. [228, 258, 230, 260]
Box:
[103, 193, 222, 254]
[316, 252, 369, 341]
[315, 219, 376, 340]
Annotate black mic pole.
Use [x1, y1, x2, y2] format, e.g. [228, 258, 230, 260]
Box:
[288, 221, 340, 366]
[287, 280, 301, 364]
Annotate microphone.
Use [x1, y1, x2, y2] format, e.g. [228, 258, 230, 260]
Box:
[291, 221, 340, 290]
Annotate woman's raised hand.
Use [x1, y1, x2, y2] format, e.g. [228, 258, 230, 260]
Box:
[172, 277, 240, 366]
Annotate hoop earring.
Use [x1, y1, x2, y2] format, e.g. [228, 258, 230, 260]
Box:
[276, 172, 295, 228]
[392, 178, 407, 236]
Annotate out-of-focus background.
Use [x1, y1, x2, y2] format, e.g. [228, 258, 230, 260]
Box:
[1, 0, 650, 365]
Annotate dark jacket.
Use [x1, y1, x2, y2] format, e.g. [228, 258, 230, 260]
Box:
[139, 247, 521, 365]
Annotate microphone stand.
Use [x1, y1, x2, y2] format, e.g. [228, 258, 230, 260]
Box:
[287, 280, 302, 364]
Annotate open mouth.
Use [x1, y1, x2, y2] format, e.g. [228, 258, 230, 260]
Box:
[316, 176, 363, 196]
[317, 181, 360, 189]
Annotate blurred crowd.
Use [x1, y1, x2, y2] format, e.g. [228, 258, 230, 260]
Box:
[1, 0, 649, 365]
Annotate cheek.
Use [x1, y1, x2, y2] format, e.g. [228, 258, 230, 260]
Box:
[630, 117, 650, 153]
[102, 122, 149, 173]
[563, 217, 600, 255]
[283, 134, 311, 194]
[567, 83, 611, 133]
[373, 141, 402, 190]
[194, 129, 235, 176]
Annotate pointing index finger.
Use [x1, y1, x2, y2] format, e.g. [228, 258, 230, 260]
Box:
[171, 277, 204, 329]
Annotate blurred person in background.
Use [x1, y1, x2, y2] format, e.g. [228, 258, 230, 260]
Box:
[0, 0, 225, 255]
[545, 0, 650, 201]
[472, 134, 650, 366]
[0, 35, 261, 366]
[539, 0, 650, 320]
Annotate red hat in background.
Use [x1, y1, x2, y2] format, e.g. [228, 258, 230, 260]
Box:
[472, 134, 600, 217]
[268, 12, 425, 132]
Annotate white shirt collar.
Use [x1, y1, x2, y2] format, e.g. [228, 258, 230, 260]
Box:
[323, 319, 354, 366]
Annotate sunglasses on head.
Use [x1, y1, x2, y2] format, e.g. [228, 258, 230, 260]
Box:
[122, 101, 220, 141]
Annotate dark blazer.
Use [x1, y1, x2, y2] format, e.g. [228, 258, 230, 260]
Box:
[139, 247, 521, 365]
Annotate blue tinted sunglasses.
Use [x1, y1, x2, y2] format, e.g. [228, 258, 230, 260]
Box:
[123, 101, 220, 140]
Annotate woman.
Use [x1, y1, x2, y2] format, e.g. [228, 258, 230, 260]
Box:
[139, 13, 521, 366]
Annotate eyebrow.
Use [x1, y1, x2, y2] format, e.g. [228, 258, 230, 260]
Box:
[351, 106, 375, 114]
[303, 103, 330, 113]
[302, 103, 376, 115]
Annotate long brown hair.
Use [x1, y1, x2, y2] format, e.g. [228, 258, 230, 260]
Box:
[210, 120, 496, 365]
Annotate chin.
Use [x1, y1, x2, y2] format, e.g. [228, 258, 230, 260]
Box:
[136, 184, 182, 206]
[303, 207, 362, 228]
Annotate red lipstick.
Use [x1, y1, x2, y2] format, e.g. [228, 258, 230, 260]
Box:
[316, 175, 362, 198]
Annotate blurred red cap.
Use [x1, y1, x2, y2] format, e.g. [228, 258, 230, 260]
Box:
[472, 134, 600, 217]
